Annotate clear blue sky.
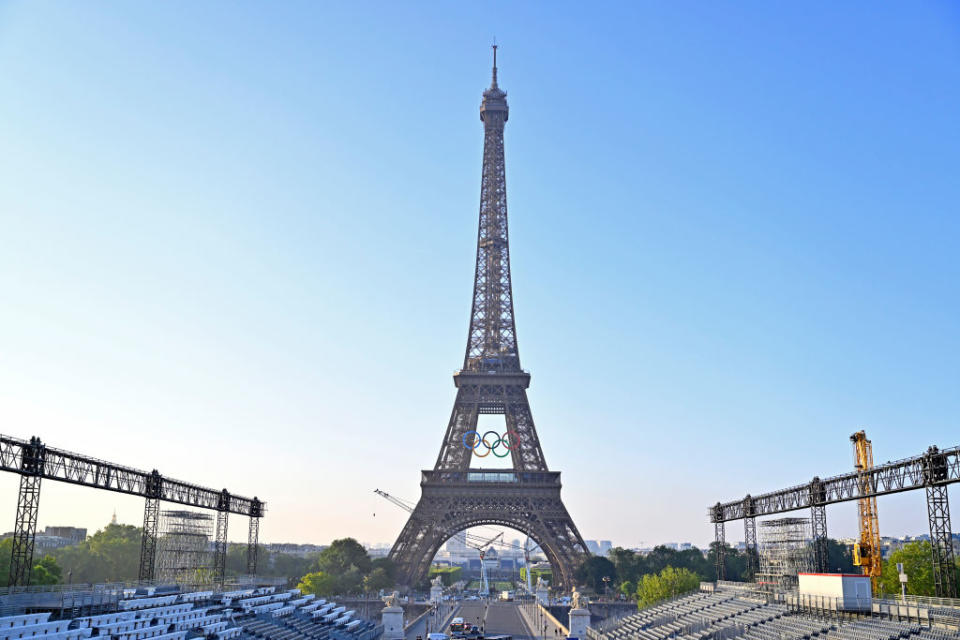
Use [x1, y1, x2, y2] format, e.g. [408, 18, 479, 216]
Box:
[0, 2, 958, 548]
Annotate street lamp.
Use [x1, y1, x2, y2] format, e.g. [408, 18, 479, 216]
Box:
[602, 576, 611, 600]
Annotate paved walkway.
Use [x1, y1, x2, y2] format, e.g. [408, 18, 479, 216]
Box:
[517, 600, 567, 640]
[405, 601, 461, 640]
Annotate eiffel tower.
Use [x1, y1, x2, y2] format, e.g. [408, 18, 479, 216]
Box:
[389, 47, 589, 591]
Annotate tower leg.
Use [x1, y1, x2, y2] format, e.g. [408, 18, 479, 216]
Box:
[214, 510, 228, 587]
[926, 484, 958, 598]
[714, 521, 726, 582]
[9, 474, 42, 587]
[247, 516, 260, 576]
[138, 496, 160, 583]
[744, 517, 758, 581]
[811, 504, 829, 573]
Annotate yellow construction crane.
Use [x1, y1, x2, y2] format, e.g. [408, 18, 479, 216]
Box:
[851, 430, 883, 593]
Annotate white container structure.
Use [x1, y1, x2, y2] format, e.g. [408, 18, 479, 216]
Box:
[797, 573, 872, 611]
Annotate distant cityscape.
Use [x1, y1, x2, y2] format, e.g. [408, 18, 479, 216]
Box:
[6, 516, 957, 565]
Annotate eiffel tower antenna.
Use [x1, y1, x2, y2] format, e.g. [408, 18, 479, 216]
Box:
[388, 48, 589, 592]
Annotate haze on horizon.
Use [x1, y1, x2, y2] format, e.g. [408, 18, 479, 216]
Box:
[0, 2, 958, 550]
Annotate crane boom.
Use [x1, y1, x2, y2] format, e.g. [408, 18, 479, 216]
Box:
[851, 431, 883, 593]
[374, 489, 528, 551]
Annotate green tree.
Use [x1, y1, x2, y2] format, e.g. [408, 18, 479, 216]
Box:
[53, 523, 140, 583]
[364, 567, 393, 593]
[880, 541, 936, 596]
[575, 555, 617, 593]
[317, 539, 372, 575]
[31, 555, 63, 585]
[826, 539, 856, 573]
[635, 566, 700, 608]
[298, 571, 339, 597]
[308, 538, 377, 595]
[619, 580, 635, 598]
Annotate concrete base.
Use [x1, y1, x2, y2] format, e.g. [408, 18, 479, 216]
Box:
[568, 608, 590, 639]
[382, 606, 405, 640]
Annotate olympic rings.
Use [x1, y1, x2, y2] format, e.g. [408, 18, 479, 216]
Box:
[462, 430, 519, 458]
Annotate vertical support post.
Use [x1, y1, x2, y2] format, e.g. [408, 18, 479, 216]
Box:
[247, 497, 262, 576]
[213, 490, 230, 587]
[9, 437, 45, 587]
[924, 446, 958, 598]
[138, 470, 162, 583]
[811, 505, 829, 572]
[712, 503, 725, 582]
[744, 516, 758, 581]
[810, 476, 829, 573]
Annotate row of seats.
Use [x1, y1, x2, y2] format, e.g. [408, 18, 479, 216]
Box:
[0, 586, 375, 640]
[600, 589, 960, 640]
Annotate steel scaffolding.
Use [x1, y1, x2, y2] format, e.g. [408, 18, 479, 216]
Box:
[157, 510, 213, 587]
[757, 517, 814, 591]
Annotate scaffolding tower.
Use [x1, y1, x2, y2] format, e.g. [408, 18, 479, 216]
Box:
[757, 517, 814, 591]
[156, 510, 213, 586]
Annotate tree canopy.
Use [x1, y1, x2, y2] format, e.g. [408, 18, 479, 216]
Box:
[635, 566, 700, 607]
[296, 539, 394, 596]
[0, 538, 64, 586]
[880, 541, 938, 596]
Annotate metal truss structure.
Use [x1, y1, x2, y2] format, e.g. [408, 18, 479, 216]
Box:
[389, 48, 589, 591]
[709, 443, 959, 597]
[213, 490, 230, 588]
[743, 516, 758, 580]
[247, 502, 261, 576]
[2, 435, 265, 587]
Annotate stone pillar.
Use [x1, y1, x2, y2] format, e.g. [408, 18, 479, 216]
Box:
[430, 584, 444, 605]
[382, 606, 405, 640]
[568, 608, 590, 640]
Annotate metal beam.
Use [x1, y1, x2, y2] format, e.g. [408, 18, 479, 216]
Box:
[247, 509, 261, 576]
[213, 490, 230, 587]
[744, 516, 757, 581]
[709, 443, 960, 522]
[924, 446, 957, 598]
[138, 502, 160, 582]
[811, 504, 829, 572]
[810, 476, 829, 573]
[0, 435, 264, 516]
[9, 437, 44, 587]
[711, 503, 725, 581]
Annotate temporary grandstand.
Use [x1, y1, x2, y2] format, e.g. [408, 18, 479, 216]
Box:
[0, 584, 380, 640]
[587, 584, 960, 640]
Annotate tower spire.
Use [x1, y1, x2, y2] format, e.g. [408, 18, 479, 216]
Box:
[491, 42, 498, 88]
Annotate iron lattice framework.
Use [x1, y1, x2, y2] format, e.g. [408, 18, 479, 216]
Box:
[924, 447, 958, 597]
[2, 435, 265, 587]
[757, 517, 814, 592]
[709, 444, 960, 521]
[709, 443, 959, 597]
[156, 510, 213, 587]
[389, 48, 588, 590]
[213, 490, 230, 587]
[9, 438, 43, 587]
[810, 476, 829, 573]
[247, 504, 261, 576]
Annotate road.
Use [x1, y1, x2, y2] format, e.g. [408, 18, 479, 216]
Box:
[405, 601, 460, 640]
[454, 600, 564, 640]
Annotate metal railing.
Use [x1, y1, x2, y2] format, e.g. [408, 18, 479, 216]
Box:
[877, 592, 960, 610]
